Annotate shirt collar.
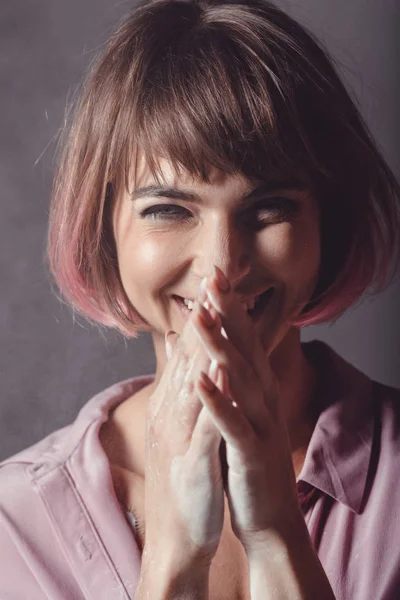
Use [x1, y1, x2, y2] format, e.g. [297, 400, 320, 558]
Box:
[297, 340, 374, 514]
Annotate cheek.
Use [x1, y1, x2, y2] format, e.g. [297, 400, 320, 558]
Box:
[259, 221, 320, 277]
[117, 231, 182, 296]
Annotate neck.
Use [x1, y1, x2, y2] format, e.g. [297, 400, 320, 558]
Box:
[269, 328, 317, 475]
[270, 328, 317, 425]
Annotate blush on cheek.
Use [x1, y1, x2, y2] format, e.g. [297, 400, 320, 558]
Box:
[121, 235, 184, 302]
[137, 237, 169, 269]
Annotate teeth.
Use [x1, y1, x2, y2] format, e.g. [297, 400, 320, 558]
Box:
[243, 290, 272, 312]
[181, 289, 271, 313]
[183, 298, 194, 310]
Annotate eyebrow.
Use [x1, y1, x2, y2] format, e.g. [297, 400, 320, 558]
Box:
[130, 177, 308, 204]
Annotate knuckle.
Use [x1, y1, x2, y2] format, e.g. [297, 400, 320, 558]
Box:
[176, 344, 189, 363]
[182, 378, 196, 396]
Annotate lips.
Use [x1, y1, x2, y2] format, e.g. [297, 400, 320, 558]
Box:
[173, 288, 274, 323]
[173, 295, 195, 317]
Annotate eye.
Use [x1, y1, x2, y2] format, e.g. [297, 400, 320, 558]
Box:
[245, 198, 301, 227]
[139, 204, 192, 222]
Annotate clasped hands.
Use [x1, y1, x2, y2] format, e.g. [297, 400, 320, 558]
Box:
[165, 265, 302, 556]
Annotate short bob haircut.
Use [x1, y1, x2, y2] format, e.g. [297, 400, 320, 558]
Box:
[47, 0, 400, 338]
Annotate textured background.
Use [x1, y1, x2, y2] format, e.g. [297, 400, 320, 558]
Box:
[0, 0, 399, 461]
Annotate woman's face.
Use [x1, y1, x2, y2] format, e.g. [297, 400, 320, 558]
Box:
[112, 155, 321, 354]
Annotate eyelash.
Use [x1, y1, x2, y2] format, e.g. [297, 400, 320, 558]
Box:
[139, 199, 300, 225]
[140, 204, 192, 221]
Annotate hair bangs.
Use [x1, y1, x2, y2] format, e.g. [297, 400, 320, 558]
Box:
[128, 21, 326, 188]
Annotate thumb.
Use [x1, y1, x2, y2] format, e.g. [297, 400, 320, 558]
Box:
[165, 330, 179, 360]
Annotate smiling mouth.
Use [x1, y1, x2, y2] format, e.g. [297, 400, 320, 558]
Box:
[173, 288, 274, 323]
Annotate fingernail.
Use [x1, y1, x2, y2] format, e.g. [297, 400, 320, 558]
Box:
[209, 359, 219, 381]
[213, 265, 230, 292]
[208, 303, 221, 327]
[198, 302, 214, 327]
[199, 370, 215, 391]
[198, 277, 208, 304]
[165, 331, 173, 360]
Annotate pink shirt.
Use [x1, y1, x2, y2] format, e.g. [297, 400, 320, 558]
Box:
[1, 340, 400, 599]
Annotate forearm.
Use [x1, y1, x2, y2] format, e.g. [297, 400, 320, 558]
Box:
[135, 546, 210, 600]
[245, 515, 335, 600]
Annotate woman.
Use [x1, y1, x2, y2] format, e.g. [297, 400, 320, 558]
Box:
[1, 0, 399, 598]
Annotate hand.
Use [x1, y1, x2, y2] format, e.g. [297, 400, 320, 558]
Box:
[190, 266, 302, 554]
[143, 290, 225, 569]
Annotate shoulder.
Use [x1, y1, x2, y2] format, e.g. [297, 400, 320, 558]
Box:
[353, 378, 400, 519]
[0, 420, 77, 595]
[0, 376, 150, 596]
[372, 377, 400, 415]
[0, 375, 140, 513]
[305, 339, 400, 438]
[0, 457, 64, 597]
[303, 340, 400, 506]
[0, 422, 73, 519]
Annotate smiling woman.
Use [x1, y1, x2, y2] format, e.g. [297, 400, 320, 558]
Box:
[1, 1, 400, 599]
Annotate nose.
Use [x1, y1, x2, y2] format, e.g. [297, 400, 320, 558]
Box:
[194, 215, 251, 287]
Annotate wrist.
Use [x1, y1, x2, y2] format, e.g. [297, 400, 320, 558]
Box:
[244, 507, 310, 561]
[244, 514, 335, 600]
[137, 543, 211, 599]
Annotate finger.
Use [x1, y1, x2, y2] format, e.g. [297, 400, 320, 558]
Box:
[147, 337, 187, 421]
[204, 273, 281, 420]
[196, 368, 254, 452]
[208, 355, 229, 395]
[190, 302, 245, 378]
[190, 404, 222, 455]
[206, 275, 274, 385]
[217, 362, 232, 400]
[165, 329, 179, 360]
[204, 267, 258, 364]
[166, 330, 213, 435]
[208, 358, 219, 384]
[173, 345, 206, 435]
[147, 346, 209, 455]
[147, 333, 205, 429]
[177, 281, 212, 354]
[190, 304, 269, 429]
[170, 300, 215, 397]
[214, 368, 230, 487]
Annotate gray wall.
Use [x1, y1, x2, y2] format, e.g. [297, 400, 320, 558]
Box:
[0, 0, 399, 461]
